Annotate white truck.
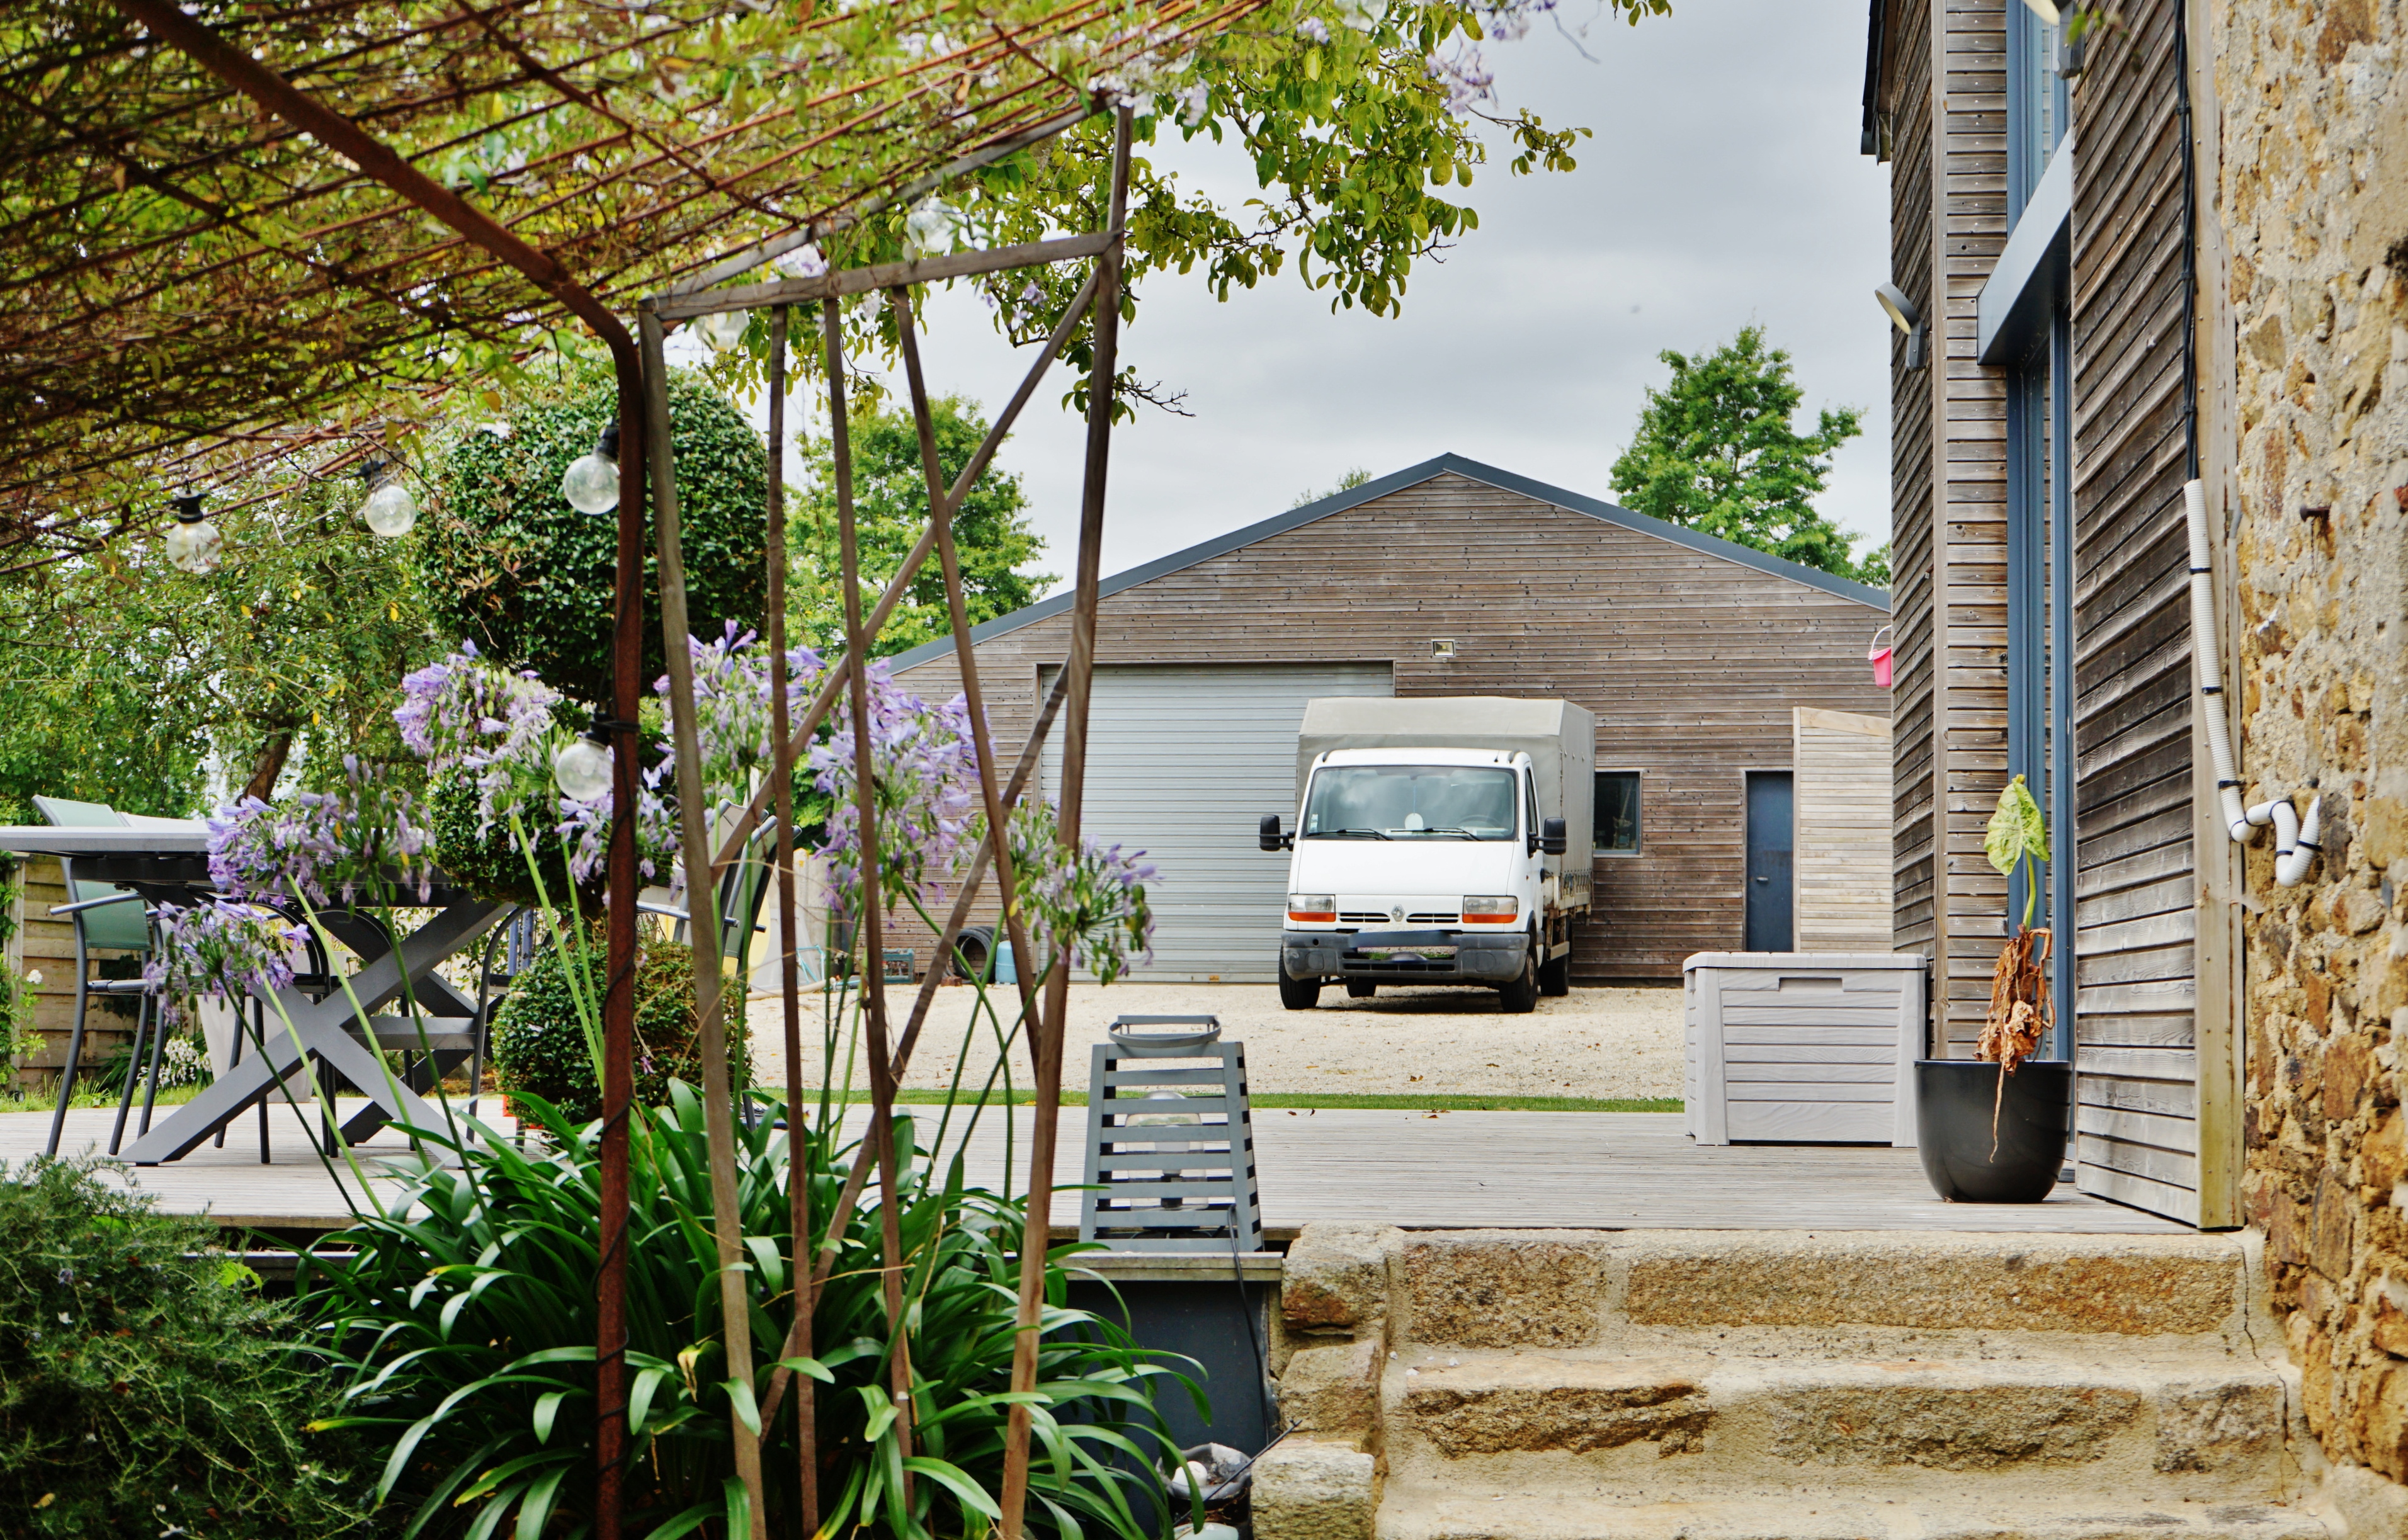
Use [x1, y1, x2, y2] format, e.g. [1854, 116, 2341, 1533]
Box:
[1259, 696, 1596, 1013]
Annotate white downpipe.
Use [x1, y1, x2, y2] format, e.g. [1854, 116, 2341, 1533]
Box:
[2184, 478, 2320, 886]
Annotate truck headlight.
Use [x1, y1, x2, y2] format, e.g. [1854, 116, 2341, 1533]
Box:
[1462, 895, 1519, 924]
[1287, 895, 1336, 923]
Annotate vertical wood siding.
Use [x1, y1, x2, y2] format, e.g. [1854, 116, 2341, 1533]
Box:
[2067, 1, 2201, 1223]
[893, 471, 1889, 982]
[1795, 708, 1897, 951]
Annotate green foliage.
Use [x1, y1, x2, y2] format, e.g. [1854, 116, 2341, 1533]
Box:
[489, 921, 751, 1123]
[793, 396, 1053, 657]
[0, 474, 433, 815]
[302, 1089, 1189, 1538]
[1985, 773, 2051, 927]
[424, 759, 591, 910]
[1607, 325, 1880, 584]
[415, 368, 768, 706]
[1292, 467, 1373, 508]
[0, 1158, 375, 1537]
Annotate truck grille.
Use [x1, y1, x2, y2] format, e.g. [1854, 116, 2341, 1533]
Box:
[1337, 911, 1460, 927]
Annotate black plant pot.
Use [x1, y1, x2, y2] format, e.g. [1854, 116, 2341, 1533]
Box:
[1914, 1058, 2073, 1203]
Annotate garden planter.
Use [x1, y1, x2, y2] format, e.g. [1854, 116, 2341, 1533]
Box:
[1913, 1058, 2072, 1202]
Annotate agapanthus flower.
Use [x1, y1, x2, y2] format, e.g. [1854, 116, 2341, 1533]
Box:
[208, 755, 433, 907]
[810, 662, 980, 921]
[999, 798, 1157, 985]
[146, 901, 308, 1027]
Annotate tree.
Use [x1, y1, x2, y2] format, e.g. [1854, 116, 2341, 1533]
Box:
[0, 475, 436, 820]
[793, 396, 1052, 659]
[1293, 467, 1373, 507]
[1607, 326, 1880, 584]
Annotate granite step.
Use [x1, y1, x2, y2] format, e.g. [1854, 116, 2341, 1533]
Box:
[1373, 1494, 2332, 1540]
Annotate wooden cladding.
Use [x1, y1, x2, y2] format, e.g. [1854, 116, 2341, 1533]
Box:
[892, 470, 1890, 980]
[2065, 0, 2207, 1224]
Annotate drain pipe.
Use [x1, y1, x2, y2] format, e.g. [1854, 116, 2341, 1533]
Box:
[2185, 479, 2321, 886]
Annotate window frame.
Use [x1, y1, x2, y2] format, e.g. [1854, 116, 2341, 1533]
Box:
[1592, 769, 1642, 858]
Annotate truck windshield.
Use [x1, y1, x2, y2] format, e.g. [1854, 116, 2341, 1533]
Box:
[1302, 766, 1520, 841]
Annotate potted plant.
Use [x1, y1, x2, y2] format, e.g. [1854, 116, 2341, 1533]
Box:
[1916, 774, 2074, 1201]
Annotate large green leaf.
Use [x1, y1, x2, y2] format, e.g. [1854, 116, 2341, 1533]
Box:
[1984, 773, 2050, 876]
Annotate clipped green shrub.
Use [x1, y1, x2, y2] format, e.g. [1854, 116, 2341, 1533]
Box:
[488, 920, 750, 1121]
[424, 773, 587, 909]
[414, 368, 768, 706]
[0, 1158, 375, 1537]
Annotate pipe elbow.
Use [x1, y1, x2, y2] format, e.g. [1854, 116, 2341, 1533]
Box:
[2275, 795, 2322, 887]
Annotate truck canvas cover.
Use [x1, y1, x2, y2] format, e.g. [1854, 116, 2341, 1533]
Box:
[1295, 696, 1598, 892]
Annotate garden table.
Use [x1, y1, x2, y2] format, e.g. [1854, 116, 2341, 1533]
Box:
[0, 826, 506, 1165]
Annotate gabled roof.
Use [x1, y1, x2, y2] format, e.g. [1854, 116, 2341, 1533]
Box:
[886, 452, 1890, 672]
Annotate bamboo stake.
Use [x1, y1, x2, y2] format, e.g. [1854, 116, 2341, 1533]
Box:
[639, 306, 770, 1540]
[763, 303, 818, 1536]
[819, 296, 917, 1498]
[756, 665, 1070, 1427]
[700, 265, 1105, 892]
[887, 283, 1048, 1104]
[998, 103, 1132, 1540]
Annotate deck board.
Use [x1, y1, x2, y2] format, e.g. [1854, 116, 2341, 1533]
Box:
[3, 1102, 2191, 1236]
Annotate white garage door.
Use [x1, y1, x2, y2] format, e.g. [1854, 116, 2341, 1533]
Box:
[1041, 663, 1394, 981]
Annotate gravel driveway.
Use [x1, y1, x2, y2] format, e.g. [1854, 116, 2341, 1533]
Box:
[747, 980, 1684, 1102]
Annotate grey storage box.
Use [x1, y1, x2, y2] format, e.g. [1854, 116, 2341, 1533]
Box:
[1683, 953, 1929, 1146]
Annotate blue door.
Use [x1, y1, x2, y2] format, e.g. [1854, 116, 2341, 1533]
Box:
[1744, 772, 1794, 952]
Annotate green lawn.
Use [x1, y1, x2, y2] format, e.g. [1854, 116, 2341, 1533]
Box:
[803, 1089, 1682, 1114]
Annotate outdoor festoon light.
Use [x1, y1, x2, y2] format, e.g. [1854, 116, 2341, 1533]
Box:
[694, 307, 752, 352]
[552, 729, 613, 803]
[1875, 282, 1929, 370]
[560, 421, 620, 516]
[359, 460, 419, 538]
[163, 491, 224, 575]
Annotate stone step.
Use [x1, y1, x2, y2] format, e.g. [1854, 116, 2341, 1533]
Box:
[1373, 1494, 2331, 1540]
[1383, 1231, 2256, 1356]
[1379, 1351, 2290, 1502]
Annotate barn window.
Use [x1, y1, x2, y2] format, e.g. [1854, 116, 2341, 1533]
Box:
[1594, 773, 1640, 854]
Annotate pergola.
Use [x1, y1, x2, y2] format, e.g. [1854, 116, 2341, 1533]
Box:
[2, 3, 1266, 1536]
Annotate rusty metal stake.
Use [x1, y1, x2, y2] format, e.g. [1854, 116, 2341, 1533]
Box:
[999, 101, 1133, 1540]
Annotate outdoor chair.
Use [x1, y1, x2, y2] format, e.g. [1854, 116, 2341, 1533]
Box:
[36, 796, 166, 1157]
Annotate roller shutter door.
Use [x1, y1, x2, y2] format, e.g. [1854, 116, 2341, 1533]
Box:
[1042, 662, 1393, 981]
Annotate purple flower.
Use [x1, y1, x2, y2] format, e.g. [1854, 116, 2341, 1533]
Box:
[1297, 16, 1330, 42]
[208, 757, 432, 907]
[148, 901, 308, 1026]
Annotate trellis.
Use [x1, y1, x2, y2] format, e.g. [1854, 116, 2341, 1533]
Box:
[6, 3, 1258, 1536]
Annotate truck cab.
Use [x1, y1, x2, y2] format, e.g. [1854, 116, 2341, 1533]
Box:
[1265, 746, 1569, 1012]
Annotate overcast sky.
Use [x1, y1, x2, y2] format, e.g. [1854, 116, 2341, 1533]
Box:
[768, 0, 1893, 594]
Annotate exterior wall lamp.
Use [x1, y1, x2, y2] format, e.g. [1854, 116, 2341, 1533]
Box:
[1876, 282, 1930, 370]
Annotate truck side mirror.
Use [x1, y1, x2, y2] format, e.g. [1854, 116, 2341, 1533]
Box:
[1259, 815, 1292, 852]
[1538, 817, 1567, 856]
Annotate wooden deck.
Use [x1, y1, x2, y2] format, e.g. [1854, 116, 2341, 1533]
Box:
[3, 1102, 2193, 1237]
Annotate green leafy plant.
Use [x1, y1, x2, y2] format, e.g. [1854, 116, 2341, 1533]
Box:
[414, 367, 768, 708]
[301, 1090, 1192, 1539]
[1979, 774, 2054, 1091]
[489, 919, 751, 1122]
[0, 1157, 377, 1537]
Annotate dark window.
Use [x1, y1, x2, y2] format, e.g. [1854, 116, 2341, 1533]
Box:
[1594, 773, 1640, 854]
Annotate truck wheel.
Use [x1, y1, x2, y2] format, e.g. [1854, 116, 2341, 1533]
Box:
[1538, 947, 1571, 997]
[1280, 968, 1322, 1010]
[1497, 945, 1540, 1014]
[1345, 979, 1377, 999]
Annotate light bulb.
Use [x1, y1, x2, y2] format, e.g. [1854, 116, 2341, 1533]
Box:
[902, 197, 960, 259]
[164, 497, 222, 575]
[695, 308, 751, 352]
[552, 734, 613, 802]
[361, 480, 417, 537]
[560, 450, 618, 516]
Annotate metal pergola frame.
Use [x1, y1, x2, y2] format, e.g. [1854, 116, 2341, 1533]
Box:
[57, 3, 1176, 1533]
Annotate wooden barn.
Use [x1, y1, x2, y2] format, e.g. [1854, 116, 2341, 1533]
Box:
[887, 455, 1892, 983]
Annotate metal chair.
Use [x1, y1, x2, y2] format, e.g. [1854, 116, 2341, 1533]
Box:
[35, 796, 163, 1157]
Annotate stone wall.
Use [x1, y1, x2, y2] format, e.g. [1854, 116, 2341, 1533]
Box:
[2218, 0, 2408, 1500]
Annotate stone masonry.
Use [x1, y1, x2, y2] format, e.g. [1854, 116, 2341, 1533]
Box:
[2218, 0, 2408, 1517]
